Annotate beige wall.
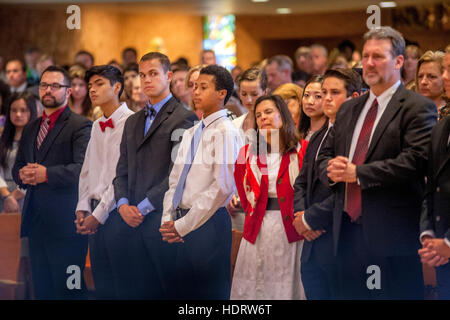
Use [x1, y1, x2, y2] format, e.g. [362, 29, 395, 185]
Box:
[0, 4, 448, 71]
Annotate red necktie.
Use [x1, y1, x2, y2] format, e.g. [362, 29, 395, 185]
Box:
[346, 98, 378, 221]
[99, 118, 114, 132]
[37, 118, 50, 149]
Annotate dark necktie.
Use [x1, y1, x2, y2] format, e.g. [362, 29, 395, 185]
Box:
[346, 98, 378, 221]
[37, 118, 50, 149]
[99, 118, 114, 132]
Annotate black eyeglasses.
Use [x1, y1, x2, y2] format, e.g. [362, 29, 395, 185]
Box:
[39, 82, 70, 91]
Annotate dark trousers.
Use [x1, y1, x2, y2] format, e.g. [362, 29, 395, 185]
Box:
[88, 215, 116, 299]
[175, 207, 232, 300]
[106, 210, 178, 299]
[28, 216, 88, 300]
[301, 240, 340, 300]
[435, 262, 450, 300]
[337, 214, 424, 300]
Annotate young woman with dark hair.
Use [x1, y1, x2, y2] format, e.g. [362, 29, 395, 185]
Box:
[0, 91, 37, 212]
[231, 94, 308, 300]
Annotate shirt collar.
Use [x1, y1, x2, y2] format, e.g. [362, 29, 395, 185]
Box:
[202, 109, 228, 128]
[368, 80, 401, 108]
[43, 105, 67, 125]
[100, 102, 128, 124]
[147, 93, 172, 116]
[12, 82, 27, 93]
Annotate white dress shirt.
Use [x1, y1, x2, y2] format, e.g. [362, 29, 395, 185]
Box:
[348, 80, 401, 161]
[161, 109, 243, 237]
[76, 103, 134, 224]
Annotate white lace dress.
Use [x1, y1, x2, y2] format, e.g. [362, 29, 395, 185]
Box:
[230, 153, 305, 300]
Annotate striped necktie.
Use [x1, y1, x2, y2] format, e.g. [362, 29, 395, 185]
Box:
[37, 118, 51, 149]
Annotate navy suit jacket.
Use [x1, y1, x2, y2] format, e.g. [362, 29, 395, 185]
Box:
[420, 115, 450, 241]
[294, 124, 334, 263]
[12, 107, 92, 238]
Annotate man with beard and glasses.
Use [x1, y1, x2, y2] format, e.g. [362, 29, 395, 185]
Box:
[12, 65, 92, 299]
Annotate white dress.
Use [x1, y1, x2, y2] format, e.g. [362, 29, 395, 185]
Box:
[230, 153, 306, 300]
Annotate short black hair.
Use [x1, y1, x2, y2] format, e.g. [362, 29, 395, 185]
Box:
[140, 52, 171, 73]
[41, 65, 71, 86]
[6, 59, 26, 72]
[85, 65, 124, 99]
[199, 65, 234, 105]
[75, 50, 95, 64]
[323, 68, 362, 96]
[122, 47, 137, 58]
[123, 62, 139, 74]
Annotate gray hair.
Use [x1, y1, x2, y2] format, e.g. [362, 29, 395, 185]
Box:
[266, 55, 293, 72]
[311, 44, 328, 58]
[363, 26, 405, 58]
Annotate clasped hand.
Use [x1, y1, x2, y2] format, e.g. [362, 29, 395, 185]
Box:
[418, 237, 450, 267]
[19, 163, 47, 185]
[327, 156, 357, 183]
[160, 221, 184, 243]
[74, 210, 99, 235]
[292, 211, 326, 241]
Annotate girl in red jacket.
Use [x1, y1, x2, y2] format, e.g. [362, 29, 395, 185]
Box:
[231, 94, 308, 300]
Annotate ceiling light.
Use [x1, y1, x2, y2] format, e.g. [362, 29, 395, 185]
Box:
[379, 1, 397, 8]
[276, 8, 291, 14]
[252, 0, 269, 2]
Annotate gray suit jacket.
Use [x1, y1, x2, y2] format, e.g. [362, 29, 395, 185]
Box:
[113, 97, 197, 237]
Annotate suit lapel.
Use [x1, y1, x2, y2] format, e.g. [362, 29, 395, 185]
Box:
[435, 117, 450, 178]
[137, 98, 175, 151]
[36, 107, 71, 163]
[345, 95, 369, 157]
[365, 85, 404, 161]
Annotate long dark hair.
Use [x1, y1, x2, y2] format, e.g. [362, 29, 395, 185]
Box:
[298, 74, 324, 140]
[0, 92, 37, 168]
[252, 94, 299, 155]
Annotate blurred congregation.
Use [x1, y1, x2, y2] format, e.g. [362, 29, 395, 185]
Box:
[0, 1, 449, 302]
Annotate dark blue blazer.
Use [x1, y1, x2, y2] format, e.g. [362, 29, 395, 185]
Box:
[294, 124, 334, 263]
[12, 107, 92, 238]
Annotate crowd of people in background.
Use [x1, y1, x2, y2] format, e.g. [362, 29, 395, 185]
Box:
[0, 25, 449, 300]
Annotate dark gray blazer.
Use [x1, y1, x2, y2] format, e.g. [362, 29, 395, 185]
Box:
[420, 116, 450, 241]
[317, 84, 437, 257]
[113, 97, 197, 237]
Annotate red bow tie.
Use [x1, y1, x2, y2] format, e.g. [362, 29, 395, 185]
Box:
[99, 118, 114, 132]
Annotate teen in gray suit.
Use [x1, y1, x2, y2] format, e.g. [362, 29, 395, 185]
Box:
[112, 52, 197, 299]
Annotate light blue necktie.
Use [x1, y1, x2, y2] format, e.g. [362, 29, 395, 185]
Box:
[172, 121, 205, 210]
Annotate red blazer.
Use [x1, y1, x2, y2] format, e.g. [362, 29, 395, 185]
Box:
[234, 140, 308, 244]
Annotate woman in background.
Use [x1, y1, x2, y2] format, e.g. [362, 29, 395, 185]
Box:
[298, 75, 327, 141]
[273, 82, 303, 127]
[415, 50, 448, 120]
[0, 92, 37, 212]
[68, 64, 102, 120]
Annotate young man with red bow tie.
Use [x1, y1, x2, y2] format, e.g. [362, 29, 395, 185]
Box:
[75, 65, 133, 299]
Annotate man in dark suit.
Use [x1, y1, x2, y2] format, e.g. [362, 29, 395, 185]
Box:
[12, 66, 92, 299]
[112, 52, 197, 299]
[418, 46, 450, 299]
[293, 68, 362, 299]
[317, 27, 437, 299]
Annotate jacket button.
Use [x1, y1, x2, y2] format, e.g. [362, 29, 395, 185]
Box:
[436, 216, 440, 222]
[284, 215, 290, 221]
[436, 187, 440, 193]
[280, 196, 285, 203]
[277, 178, 283, 185]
